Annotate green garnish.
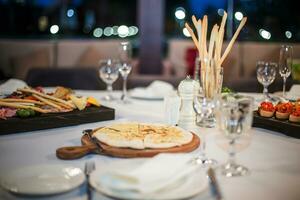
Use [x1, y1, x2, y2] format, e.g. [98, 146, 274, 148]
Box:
[16, 109, 36, 118]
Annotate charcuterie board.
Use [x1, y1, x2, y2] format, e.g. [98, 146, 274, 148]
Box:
[0, 106, 115, 135]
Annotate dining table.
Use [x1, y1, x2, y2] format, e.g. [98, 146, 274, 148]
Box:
[0, 89, 300, 200]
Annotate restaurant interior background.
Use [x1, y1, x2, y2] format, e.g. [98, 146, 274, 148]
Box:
[0, 0, 300, 92]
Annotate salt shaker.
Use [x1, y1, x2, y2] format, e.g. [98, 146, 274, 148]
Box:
[178, 76, 198, 130]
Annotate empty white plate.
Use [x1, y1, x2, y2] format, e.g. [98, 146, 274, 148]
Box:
[89, 159, 208, 200]
[0, 164, 85, 196]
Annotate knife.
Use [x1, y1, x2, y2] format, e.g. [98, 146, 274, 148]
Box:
[82, 129, 104, 154]
[207, 168, 222, 200]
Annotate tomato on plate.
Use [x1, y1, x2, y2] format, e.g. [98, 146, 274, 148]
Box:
[276, 102, 293, 113]
[260, 102, 275, 112]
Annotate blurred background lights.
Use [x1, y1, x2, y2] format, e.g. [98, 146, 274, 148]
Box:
[67, 9, 74, 18]
[50, 25, 59, 34]
[131, 26, 139, 35]
[118, 25, 129, 37]
[217, 8, 225, 16]
[38, 16, 48, 31]
[93, 27, 103, 38]
[259, 29, 271, 40]
[104, 27, 113, 36]
[112, 26, 119, 35]
[285, 31, 292, 39]
[183, 27, 191, 37]
[128, 27, 134, 36]
[175, 7, 186, 20]
[234, 11, 243, 21]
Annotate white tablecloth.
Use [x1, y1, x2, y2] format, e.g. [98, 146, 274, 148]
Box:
[0, 90, 300, 200]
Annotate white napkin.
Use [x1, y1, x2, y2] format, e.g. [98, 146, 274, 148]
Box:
[0, 79, 27, 95]
[130, 80, 174, 99]
[99, 153, 199, 194]
[287, 84, 300, 100]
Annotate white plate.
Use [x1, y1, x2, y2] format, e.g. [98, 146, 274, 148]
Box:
[129, 92, 164, 101]
[89, 159, 208, 200]
[0, 164, 85, 196]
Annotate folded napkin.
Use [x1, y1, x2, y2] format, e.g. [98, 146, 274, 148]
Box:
[287, 84, 300, 100]
[130, 80, 174, 99]
[0, 79, 27, 95]
[99, 153, 199, 194]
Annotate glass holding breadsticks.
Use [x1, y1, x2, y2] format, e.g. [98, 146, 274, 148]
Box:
[185, 11, 247, 129]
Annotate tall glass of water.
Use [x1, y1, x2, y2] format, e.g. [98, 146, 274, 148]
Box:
[216, 94, 254, 177]
[256, 61, 277, 101]
[279, 45, 293, 99]
[119, 42, 132, 103]
[99, 59, 120, 101]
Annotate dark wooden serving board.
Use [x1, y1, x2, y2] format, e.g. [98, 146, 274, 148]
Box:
[253, 111, 300, 138]
[0, 106, 115, 135]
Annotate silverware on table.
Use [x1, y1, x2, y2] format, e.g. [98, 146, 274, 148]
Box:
[207, 167, 222, 200]
[84, 161, 95, 200]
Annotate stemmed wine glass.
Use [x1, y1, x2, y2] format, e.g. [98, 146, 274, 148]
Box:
[192, 94, 218, 166]
[215, 94, 254, 177]
[256, 61, 277, 102]
[119, 42, 132, 103]
[279, 45, 293, 99]
[99, 59, 120, 101]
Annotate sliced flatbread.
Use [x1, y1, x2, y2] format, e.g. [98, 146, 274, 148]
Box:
[143, 126, 193, 148]
[94, 123, 144, 149]
[93, 123, 193, 149]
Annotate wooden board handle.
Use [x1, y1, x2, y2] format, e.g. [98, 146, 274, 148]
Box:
[56, 145, 96, 160]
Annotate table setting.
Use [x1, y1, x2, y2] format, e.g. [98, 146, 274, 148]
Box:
[1, 11, 300, 200]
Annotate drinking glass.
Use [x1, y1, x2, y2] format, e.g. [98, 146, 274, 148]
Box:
[118, 42, 132, 103]
[192, 95, 218, 166]
[216, 94, 254, 177]
[256, 61, 277, 101]
[99, 59, 120, 101]
[279, 45, 293, 99]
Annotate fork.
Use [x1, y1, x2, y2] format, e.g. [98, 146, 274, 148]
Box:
[85, 161, 95, 200]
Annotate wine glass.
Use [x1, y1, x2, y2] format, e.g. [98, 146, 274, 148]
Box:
[279, 45, 293, 99]
[256, 61, 277, 102]
[215, 94, 254, 177]
[192, 94, 218, 166]
[118, 42, 132, 103]
[99, 59, 120, 101]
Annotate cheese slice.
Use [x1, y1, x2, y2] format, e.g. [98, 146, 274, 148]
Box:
[93, 123, 193, 149]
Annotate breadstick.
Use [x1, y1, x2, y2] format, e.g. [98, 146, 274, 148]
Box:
[192, 15, 202, 56]
[217, 11, 227, 62]
[220, 17, 247, 65]
[47, 99, 73, 109]
[185, 23, 200, 51]
[32, 94, 62, 109]
[18, 88, 75, 108]
[0, 98, 44, 105]
[208, 25, 219, 60]
[0, 102, 48, 113]
[202, 15, 208, 59]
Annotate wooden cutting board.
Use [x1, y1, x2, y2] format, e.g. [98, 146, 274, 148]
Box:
[56, 130, 200, 159]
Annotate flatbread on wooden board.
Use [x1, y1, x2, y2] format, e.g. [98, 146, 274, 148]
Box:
[93, 122, 193, 149]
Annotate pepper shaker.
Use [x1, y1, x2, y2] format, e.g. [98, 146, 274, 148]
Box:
[178, 76, 199, 130]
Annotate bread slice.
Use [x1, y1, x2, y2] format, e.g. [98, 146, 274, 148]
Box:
[289, 114, 300, 123]
[275, 111, 289, 120]
[259, 108, 274, 118]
